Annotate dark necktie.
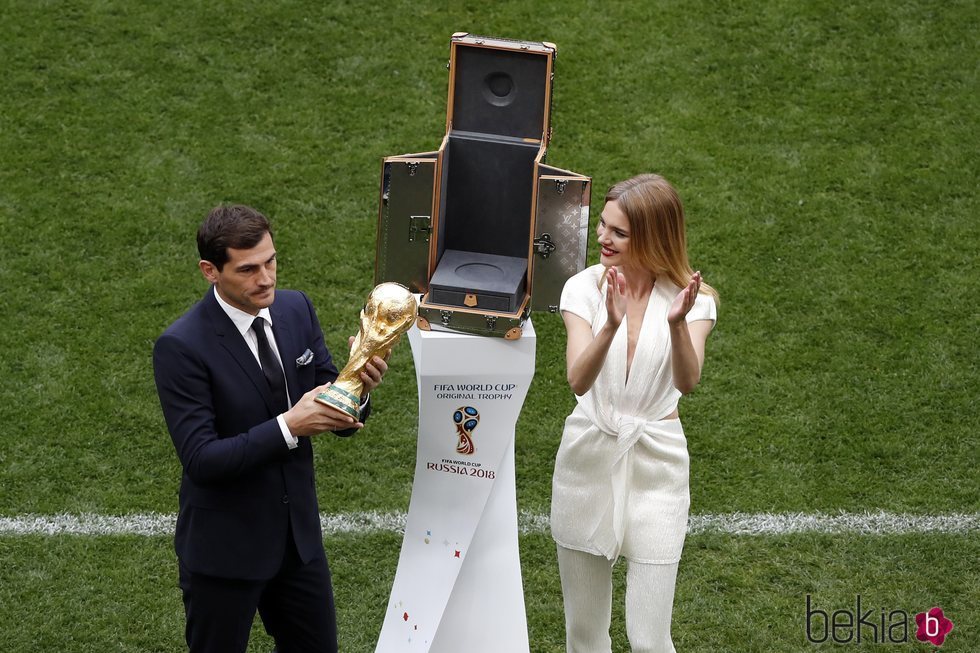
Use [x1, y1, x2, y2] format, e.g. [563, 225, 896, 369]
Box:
[251, 317, 288, 412]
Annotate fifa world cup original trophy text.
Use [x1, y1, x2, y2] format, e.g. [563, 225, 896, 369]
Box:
[315, 282, 418, 419]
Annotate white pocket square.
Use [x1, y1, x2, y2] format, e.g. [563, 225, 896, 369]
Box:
[296, 349, 314, 367]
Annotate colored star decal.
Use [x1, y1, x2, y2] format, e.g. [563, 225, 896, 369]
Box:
[454, 550, 461, 558]
[403, 611, 409, 621]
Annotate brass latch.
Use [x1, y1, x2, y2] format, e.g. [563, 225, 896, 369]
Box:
[409, 215, 432, 243]
[464, 293, 478, 307]
[533, 232, 557, 258]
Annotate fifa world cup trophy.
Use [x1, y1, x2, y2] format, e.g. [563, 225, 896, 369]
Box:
[315, 283, 418, 418]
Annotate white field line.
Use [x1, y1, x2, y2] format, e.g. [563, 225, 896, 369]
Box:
[0, 510, 978, 537]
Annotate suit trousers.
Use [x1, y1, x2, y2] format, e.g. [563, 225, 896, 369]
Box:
[557, 545, 678, 653]
[179, 528, 337, 653]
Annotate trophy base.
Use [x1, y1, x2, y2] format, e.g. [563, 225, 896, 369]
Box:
[314, 385, 361, 420]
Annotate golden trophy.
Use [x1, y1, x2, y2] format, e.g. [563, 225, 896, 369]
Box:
[315, 282, 418, 418]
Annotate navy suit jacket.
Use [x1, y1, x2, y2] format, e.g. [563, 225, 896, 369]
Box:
[154, 288, 359, 580]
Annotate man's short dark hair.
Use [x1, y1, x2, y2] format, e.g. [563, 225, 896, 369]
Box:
[197, 205, 273, 270]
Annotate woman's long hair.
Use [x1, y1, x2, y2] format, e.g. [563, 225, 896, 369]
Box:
[605, 173, 718, 301]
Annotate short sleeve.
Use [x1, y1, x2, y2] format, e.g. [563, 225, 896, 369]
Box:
[559, 266, 602, 324]
[687, 291, 717, 327]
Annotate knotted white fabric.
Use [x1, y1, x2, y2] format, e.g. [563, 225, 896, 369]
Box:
[564, 407, 690, 563]
[602, 415, 647, 560]
[551, 265, 716, 563]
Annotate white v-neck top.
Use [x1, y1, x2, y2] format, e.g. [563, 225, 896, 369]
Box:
[551, 264, 716, 562]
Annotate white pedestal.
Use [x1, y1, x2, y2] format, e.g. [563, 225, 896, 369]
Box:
[375, 320, 536, 653]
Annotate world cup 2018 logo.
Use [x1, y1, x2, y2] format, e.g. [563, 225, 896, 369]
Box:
[452, 406, 479, 455]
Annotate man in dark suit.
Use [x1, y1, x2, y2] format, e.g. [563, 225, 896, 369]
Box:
[153, 205, 386, 652]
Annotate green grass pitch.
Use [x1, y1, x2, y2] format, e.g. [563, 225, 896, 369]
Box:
[0, 1, 976, 651]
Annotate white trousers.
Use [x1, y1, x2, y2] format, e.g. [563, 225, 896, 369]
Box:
[557, 545, 679, 653]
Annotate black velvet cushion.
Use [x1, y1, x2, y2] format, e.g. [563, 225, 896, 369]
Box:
[429, 249, 528, 313]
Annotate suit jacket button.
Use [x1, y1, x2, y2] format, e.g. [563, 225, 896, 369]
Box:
[281, 495, 289, 504]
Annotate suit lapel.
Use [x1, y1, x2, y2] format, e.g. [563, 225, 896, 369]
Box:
[202, 290, 278, 415]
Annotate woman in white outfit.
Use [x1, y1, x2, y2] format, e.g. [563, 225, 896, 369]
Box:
[551, 174, 718, 653]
